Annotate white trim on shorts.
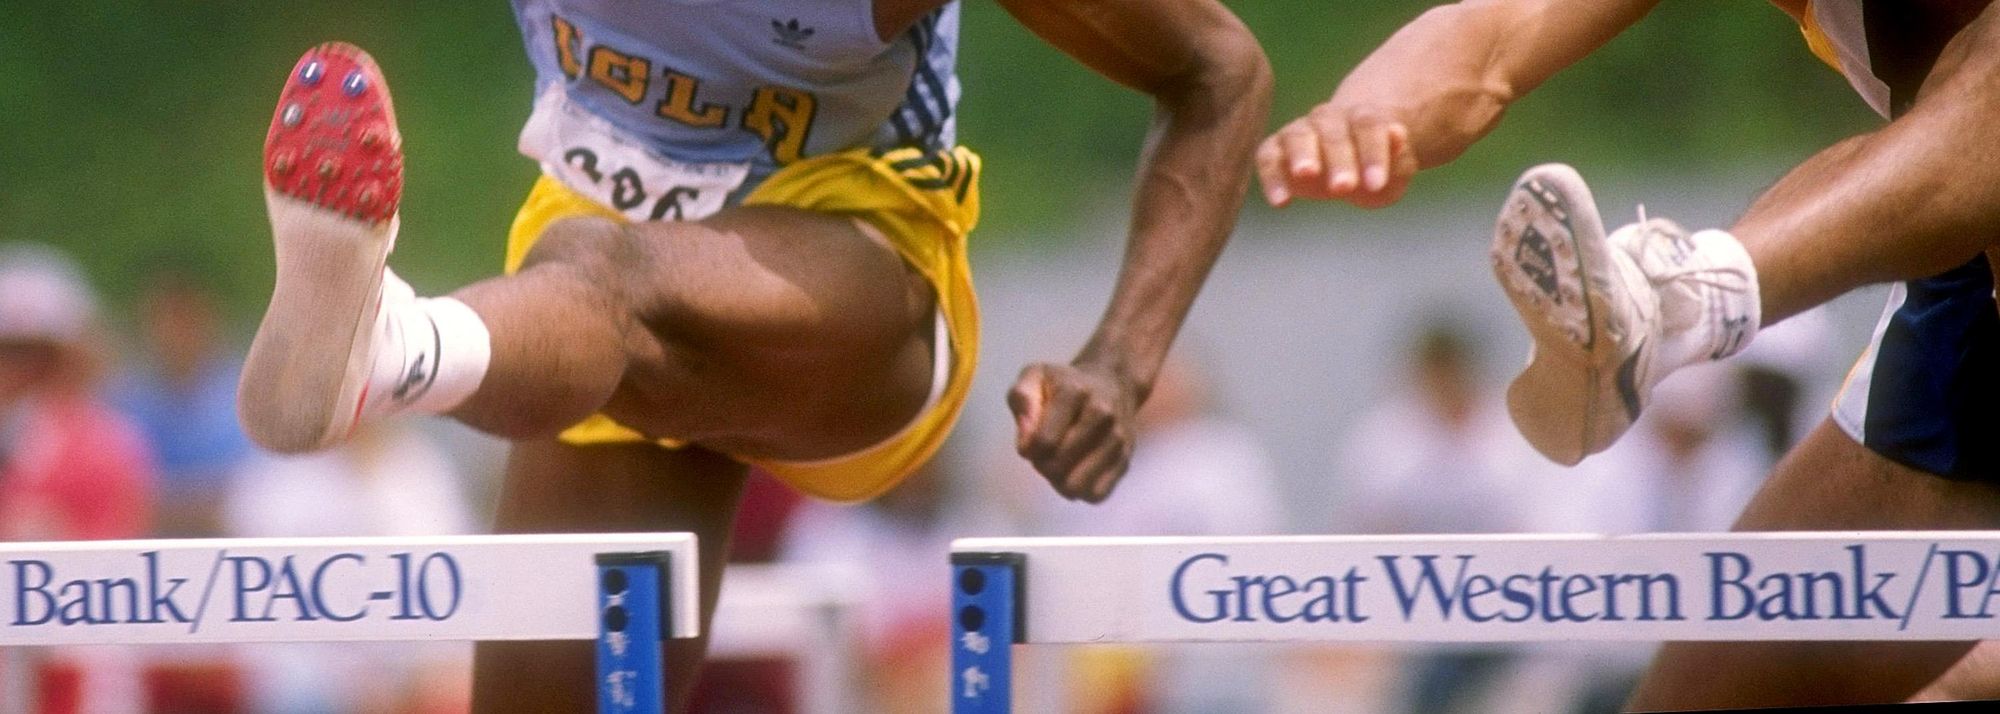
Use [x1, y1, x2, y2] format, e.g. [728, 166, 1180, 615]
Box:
[1832, 282, 1909, 444]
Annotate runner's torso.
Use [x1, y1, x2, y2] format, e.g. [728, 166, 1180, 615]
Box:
[1779, 0, 1990, 116]
[510, 0, 961, 217]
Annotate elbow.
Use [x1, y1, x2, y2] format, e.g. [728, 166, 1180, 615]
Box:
[1215, 24, 1276, 110]
[1161, 22, 1275, 120]
[1236, 44, 1277, 116]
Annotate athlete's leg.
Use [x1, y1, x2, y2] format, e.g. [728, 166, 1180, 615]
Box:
[1626, 421, 2000, 710]
[1913, 641, 2000, 702]
[1732, 1, 2000, 324]
[470, 439, 747, 713]
[242, 44, 936, 461]
[1491, 4, 2000, 466]
[445, 208, 937, 458]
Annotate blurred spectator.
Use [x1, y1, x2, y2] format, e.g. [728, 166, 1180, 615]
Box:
[1023, 349, 1287, 714]
[1037, 350, 1285, 539]
[1337, 319, 1548, 535]
[221, 422, 476, 713]
[1333, 318, 1552, 714]
[1733, 307, 1838, 466]
[222, 423, 474, 538]
[1548, 363, 1769, 714]
[110, 261, 253, 538]
[0, 243, 155, 714]
[0, 243, 155, 542]
[1562, 363, 1766, 535]
[782, 454, 963, 714]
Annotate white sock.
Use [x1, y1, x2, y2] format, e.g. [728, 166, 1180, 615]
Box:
[361, 270, 492, 419]
[1652, 228, 1762, 372]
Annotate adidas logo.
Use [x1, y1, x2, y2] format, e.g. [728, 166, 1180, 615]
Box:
[1713, 315, 1752, 359]
[391, 353, 431, 403]
[771, 18, 814, 49]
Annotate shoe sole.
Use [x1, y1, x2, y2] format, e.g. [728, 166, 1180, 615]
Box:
[1490, 163, 1617, 466]
[239, 42, 404, 453]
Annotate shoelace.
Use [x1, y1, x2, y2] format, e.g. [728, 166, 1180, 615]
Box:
[1625, 205, 1754, 291]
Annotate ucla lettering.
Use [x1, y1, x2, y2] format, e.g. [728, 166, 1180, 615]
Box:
[551, 16, 584, 80]
[656, 71, 726, 128]
[742, 85, 817, 165]
[549, 13, 821, 164]
[588, 46, 651, 105]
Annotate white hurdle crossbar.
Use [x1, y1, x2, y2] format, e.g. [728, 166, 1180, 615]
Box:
[950, 532, 2000, 713]
[710, 562, 868, 714]
[0, 533, 698, 713]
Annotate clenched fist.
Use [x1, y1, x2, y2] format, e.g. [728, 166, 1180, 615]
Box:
[1007, 362, 1141, 503]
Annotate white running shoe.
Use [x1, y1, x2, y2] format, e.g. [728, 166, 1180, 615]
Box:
[239, 43, 406, 453]
[1490, 164, 1759, 465]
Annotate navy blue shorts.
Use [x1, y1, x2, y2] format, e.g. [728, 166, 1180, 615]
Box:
[1833, 254, 2000, 481]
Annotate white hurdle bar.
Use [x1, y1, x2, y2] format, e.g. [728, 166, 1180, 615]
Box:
[0, 533, 697, 714]
[710, 563, 868, 714]
[949, 532, 2000, 713]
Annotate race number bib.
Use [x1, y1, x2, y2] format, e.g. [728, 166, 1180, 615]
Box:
[518, 85, 749, 222]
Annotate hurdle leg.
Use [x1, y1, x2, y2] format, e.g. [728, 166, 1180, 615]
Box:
[951, 552, 1024, 714]
[598, 552, 674, 713]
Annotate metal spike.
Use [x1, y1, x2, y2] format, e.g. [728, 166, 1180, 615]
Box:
[299, 60, 324, 86]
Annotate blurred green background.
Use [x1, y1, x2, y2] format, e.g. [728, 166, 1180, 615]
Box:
[0, 1, 1876, 325]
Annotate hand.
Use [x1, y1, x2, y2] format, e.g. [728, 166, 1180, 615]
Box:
[1257, 102, 1421, 209]
[1007, 362, 1141, 504]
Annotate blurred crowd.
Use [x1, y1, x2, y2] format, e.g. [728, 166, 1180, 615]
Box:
[0, 238, 1837, 713]
[0, 243, 479, 713]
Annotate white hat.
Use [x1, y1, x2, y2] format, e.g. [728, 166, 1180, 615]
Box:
[0, 243, 97, 345]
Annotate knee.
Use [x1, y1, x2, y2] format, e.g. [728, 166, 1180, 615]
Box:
[519, 217, 649, 309]
[522, 217, 635, 276]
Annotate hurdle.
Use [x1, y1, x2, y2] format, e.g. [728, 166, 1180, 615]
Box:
[950, 532, 2000, 712]
[0, 533, 697, 713]
[710, 562, 867, 714]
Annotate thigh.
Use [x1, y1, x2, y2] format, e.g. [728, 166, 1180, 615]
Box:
[592, 206, 940, 461]
[1627, 419, 2000, 710]
[470, 438, 748, 714]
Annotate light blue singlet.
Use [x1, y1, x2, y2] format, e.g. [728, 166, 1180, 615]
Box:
[510, 0, 961, 217]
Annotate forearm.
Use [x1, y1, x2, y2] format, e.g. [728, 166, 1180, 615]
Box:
[1077, 43, 1273, 394]
[1334, 0, 1656, 167]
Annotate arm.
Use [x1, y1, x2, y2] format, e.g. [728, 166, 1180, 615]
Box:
[1258, 0, 1660, 208]
[997, 0, 1273, 503]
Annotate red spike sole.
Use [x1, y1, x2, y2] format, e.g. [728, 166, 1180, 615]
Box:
[263, 42, 402, 224]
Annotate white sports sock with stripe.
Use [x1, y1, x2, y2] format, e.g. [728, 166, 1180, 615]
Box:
[360, 269, 491, 420]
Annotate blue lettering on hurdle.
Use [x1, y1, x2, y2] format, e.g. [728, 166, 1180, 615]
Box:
[596, 552, 672, 713]
[11, 553, 191, 626]
[951, 552, 1023, 714]
[1940, 549, 2000, 619]
[1706, 546, 1899, 621]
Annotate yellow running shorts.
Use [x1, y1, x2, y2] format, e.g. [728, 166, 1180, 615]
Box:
[502, 145, 981, 502]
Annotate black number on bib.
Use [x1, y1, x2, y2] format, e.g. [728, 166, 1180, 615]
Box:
[649, 187, 701, 221]
[563, 148, 604, 183]
[609, 167, 647, 211]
